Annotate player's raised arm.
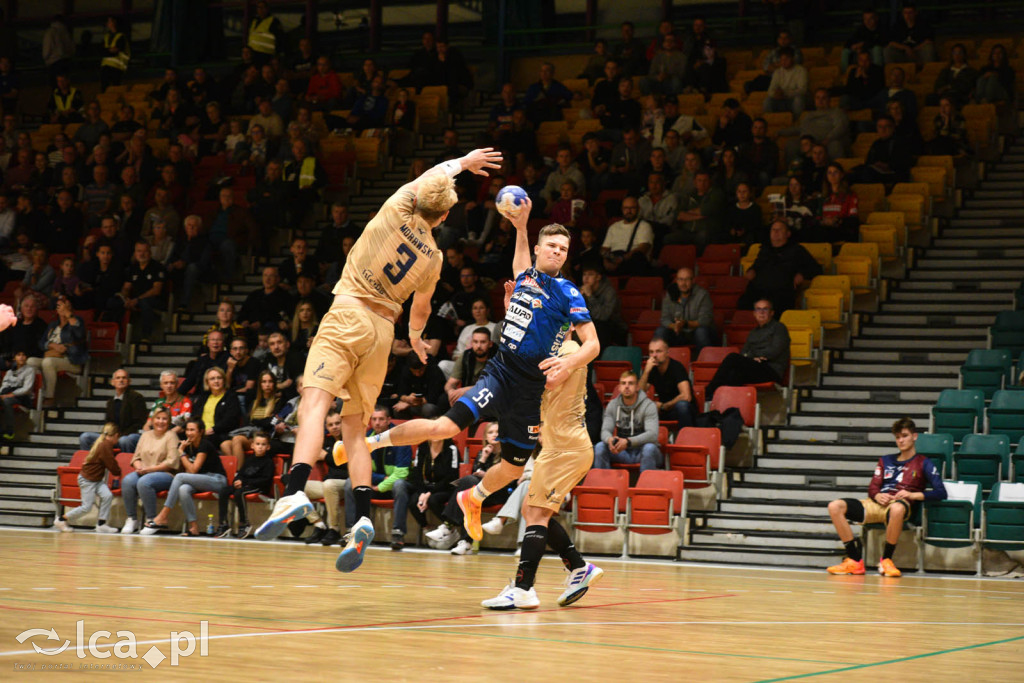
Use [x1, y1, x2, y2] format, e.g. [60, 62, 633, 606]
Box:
[403, 148, 503, 195]
[510, 197, 534, 279]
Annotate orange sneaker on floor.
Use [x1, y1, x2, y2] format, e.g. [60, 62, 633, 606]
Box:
[826, 557, 865, 575]
[878, 558, 902, 577]
[456, 488, 483, 541]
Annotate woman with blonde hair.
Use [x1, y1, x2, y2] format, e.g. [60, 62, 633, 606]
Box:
[190, 366, 242, 455]
[291, 299, 319, 350]
[53, 423, 121, 533]
[119, 408, 180, 533]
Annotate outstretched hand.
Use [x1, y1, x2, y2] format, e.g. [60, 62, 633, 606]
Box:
[410, 336, 430, 366]
[503, 280, 515, 311]
[0, 304, 17, 332]
[511, 197, 533, 231]
[539, 354, 571, 389]
[462, 148, 503, 176]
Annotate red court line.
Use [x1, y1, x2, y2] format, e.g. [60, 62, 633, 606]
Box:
[0, 604, 277, 632]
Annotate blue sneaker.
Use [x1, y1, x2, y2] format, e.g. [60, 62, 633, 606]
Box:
[254, 492, 313, 541]
[335, 516, 375, 573]
[557, 562, 604, 606]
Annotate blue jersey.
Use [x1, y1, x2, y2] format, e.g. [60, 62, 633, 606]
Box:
[498, 267, 592, 379]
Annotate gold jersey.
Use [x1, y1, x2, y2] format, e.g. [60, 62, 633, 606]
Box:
[333, 188, 443, 315]
[540, 340, 590, 452]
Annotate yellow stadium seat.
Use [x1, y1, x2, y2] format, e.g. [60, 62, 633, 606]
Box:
[673, 93, 704, 115]
[851, 183, 886, 216]
[910, 166, 950, 202]
[417, 86, 449, 113]
[147, 138, 169, 159]
[800, 242, 833, 272]
[834, 255, 875, 296]
[886, 194, 926, 230]
[803, 288, 848, 342]
[847, 108, 873, 122]
[414, 96, 443, 134]
[353, 136, 385, 173]
[808, 65, 840, 89]
[802, 47, 826, 67]
[834, 157, 865, 172]
[837, 242, 880, 280]
[851, 133, 878, 159]
[561, 78, 591, 97]
[538, 120, 569, 135]
[781, 308, 823, 352]
[810, 274, 852, 310]
[786, 325, 820, 387]
[562, 108, 582, 125]
[573, 118, 602, 133]
[740, 243, 760, 274]
[866, 211, 907, 247]
[889, 61, 919, 83]
[745, 91, 768, 113]
[916, 155, 956, 187]
[859, 224, 900, 262]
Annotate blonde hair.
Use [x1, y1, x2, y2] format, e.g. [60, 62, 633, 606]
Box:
[87, 423, 119, 463]
[415, 172, 457, 223]
[290, 300, 319, 342]
[203, 366, 227, 393]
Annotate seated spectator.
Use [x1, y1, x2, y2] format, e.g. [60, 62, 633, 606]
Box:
[975, 44, 1015, 104]
[926, 96, 970, 156]
[580, 39, 610, 85]
[450, 298, 500, 362]
[190, 366, 242, 455]
[682, 15, 713, 65]
[645, 32, 687, 96]
[817, 163, 859, 244]
[76, 244, 123, 318]
[147, 221, 175, 266]
[711, 98, 753, 151]
[345, 74, 389, 132]
[825, 417, 946, 577]
[290, 299, 319, 353]
[692, 40, 729, 97]
[640, 338, 695, 427]
[523, 62, 573, 125]
[841, 9, 886, 70]
[487, 82, 522, 142]
[931, 43, 978, 107]
[613, 21, 648, 78]
[638, 172, 678, 233]
[737, 119, 779, 191]
[541, 146, 587, 206]
[342, 406, 414, 547]
[119, 407, 180, 533]
[216, 429, 274, 538]
[406, 437, 460, 548]
[141, 418, 229, 536]
[705, 298, 790, 401]
[305, 56, 342, 110]
[580, 265, 627, 347]
[548, 180, 584, 228]
[293, 273, 330, 319]
[589, 60, 621, 123]
[746, 30, 803, 93]
[726, 183, 763, 245]
[208, 187, 255, 278]
[444, 326, 495, 404]
[51, 256, 80, 303]
[145, 370, 192, 438]
[843, 50, 886, 112]
[393, 355, 447, 419]
[442, 264, 487, 333]
[204, 300, 245, 351]
[240, 266, 292, 334]
[712, 148, 749, 203]
[497, 109, 537, 164]
[576, 133, 610, 192]
[738, 221, 822, 314]
[0, 297, 47, 368]
[656, 267, 715, 352]
[316, 203, 362, 279]
[79, 368, 147, 452]
[15, 244, 55, 309]
[601, 196, 653, 276]
[763, 47, 808, 116]
[180, 329, 228, 396]
[261, 331, 304, 400]
[884, 3, 937, 65]
[782, 88, 849, 162]
[667, 170, 725, 247]
[297, 409, 347, 545]
[0, 350, 33, 439]
[593, 371, 662, 472]
[225, 337, 260, 410]
[48, 74, 84, 125]
[601, 78, 642, 137]
[225, 370, 280, 467]
[117, 240, 165, 342]
[780, 175, 818, 239]
[27, 296, 87, 407]
[283, 139, 326, 223]
[52, 423, 121, 533]
[848, 116, 913, 185]
[278, 236, 318, 290]
[888, 98, 923, 157]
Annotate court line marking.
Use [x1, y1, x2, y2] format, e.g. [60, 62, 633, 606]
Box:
[756, 633, 1024, 681]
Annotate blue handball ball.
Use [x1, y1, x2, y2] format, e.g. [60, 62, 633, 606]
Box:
[496, 185, 529, 220]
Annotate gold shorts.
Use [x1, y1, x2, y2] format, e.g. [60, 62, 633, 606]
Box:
[859, 498, 908, 525]
[527, 446, 594, 513]
[303, 304, 394, 419]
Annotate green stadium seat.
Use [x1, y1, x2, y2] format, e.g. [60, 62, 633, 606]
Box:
[930, 389, 984, 442]
[916, 433, 954, 478]
[986, 390, 1024, 443]
[958, 349, 1013, 399]
[600, 346, 643, 376]
[954, 434, 1011, 492]
[922, 480, 981, 570]
[1013, 438, 1024, 484]
[981, 483, 1024, 571]
[988, 311, 1024, 356]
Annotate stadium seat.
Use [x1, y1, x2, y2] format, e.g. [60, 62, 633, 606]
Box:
[667, 346, 691, 368]
[55, 451, 90, 516]
[629, 324, 659, 348]
[986, 390, 1024, 443]
[739, 243, 760, 274]
[922, 480, 982, 573]
[988, 311, 1024, 356]
[981, 483, 1024, 567]
[866, 211, 908, 251]
[803, 287, 848, 345]
[916, 433, 955, 478]
[930, 389, 985, 442]
[657, 244, 697, 271]
[691, 346, 739, 390]
[958, 349, 1013, 399]
[623, 276, 664, 296]
[708, 385, 761, 454]
[600, 346, 643, 375]
[955, 434, 1011, 492]
[833, 255, 874, 298]
[859, 224, 901, 263]
[800, 242, 833, 272]
[571, 469, 628, 536]
[836, 242, 881, 282]
[668, 427, 725, 496]
[627, 470, 684, 535]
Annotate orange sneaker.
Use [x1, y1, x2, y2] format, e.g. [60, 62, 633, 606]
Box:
[826, 557, 865, 575]
[457, 488, 483, 541]
[331, 440, 348, 467]
[878, 558, 902, 577]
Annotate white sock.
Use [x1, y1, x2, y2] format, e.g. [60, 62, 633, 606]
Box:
[314, 521, 326, 529]
[367, 430, 393, 450]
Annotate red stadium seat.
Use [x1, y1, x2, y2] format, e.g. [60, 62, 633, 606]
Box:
[627, 470, 684, 535]
[56, 451, 90, 512]
[657, 244, 697, 271]
[708, 385, 762, 454]
[691, 346, 739, 389]
[592, 360, 633, 383]
[571, 469, 628, 534]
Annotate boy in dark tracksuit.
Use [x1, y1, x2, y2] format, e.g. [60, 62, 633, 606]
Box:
[406, 438, 461, 542]
[217, 432, 275, 538]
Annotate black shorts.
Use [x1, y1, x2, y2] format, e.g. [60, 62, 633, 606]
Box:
[454, 356, 545, 453]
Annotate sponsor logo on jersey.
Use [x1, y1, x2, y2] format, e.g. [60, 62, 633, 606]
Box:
[569, 287, 580, 297]
[312, 362, 334, 382]
[531, 299, 543, 309]
[361, 268, 387, 296]
[570, 307, 587, 314]
[503, 324, 526, 342]
[506, 302, 533, 328]
[527, 424, 540, 434]
[521, 276, 539, 289]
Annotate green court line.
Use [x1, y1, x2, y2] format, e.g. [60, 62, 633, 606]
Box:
[427, 629, 857, 666]
[0, 595, 342, 627]
[756, 633, 1024, 681]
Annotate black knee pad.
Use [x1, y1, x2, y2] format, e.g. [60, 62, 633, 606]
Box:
[842, 498, 865, 523]
[443, 401, 476, 431]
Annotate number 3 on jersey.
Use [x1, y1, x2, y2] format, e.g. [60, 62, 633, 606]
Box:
[383, 244, 418, 284]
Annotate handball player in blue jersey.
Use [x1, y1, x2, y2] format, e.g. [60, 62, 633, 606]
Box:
[336, 198, 601, 540]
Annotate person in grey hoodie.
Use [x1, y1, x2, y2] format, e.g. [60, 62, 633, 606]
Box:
[593, 370, 662, 472]
[0, 350, 34, 438]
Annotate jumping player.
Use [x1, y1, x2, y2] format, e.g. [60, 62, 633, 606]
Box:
[254, 147, 502, 575]
[825, 417, 947, 577]
[337, 205, 601, 544]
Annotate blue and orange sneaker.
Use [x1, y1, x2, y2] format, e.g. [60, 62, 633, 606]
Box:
[254, 492, 313, 541]
[456, 488, 483, 541]
[335, 516, 375, 573]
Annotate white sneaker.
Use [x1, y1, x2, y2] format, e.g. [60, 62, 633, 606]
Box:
[557, 562, 604, 607]
[335, 516, 375, 573]
[254, 491, 314, 541]
[121, 518, 137, 534]
[451, 539, 474, 555]
[95, 524, 119, 534]
[481, 582, 540, 610]
[482, 517, 505, 535]
[426, 524, 456, 548]
[53, 519, 72, 533]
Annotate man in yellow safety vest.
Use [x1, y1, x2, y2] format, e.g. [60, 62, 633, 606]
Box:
[248, 1, 285, 66]
[100, 16, 130, 92]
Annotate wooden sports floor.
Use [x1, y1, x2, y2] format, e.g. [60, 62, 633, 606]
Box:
[0, 529, 1021, 681]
